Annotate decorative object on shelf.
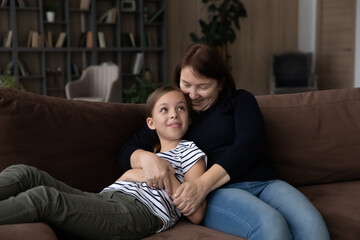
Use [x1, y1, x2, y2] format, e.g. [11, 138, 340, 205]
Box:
[0, 75, 17, 89]
[121, 0, 136, 12]
[44, 2, 58, 23]
[123, 73, 157, 103]
[143, 6, 148, 23]
[132, 52, 144, 74]
[190, 0, 247, 65]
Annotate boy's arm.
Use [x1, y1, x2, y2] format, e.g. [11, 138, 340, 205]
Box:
[170, 158, 207, 224]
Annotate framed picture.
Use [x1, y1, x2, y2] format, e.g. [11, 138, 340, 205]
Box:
[121, 0, 136, 12]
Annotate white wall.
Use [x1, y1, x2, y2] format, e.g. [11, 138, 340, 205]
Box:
[298, 0, 317, 73]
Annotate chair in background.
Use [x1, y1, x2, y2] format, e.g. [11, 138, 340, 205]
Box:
[65, 65, 120, 102]
[270, 52, 317, 94]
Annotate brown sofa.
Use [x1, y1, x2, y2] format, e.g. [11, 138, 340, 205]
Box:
[0, 87, 359, 240]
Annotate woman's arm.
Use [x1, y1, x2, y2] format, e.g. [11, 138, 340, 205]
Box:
[117, 125, 174, 195]
[130, 149, 174, 195]
[118, 161, 207, 224]
[171, 158, 207, 224]
[172, 163, 229, 217]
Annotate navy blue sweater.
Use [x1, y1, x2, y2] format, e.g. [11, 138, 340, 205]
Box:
[118, 90, 277, 184]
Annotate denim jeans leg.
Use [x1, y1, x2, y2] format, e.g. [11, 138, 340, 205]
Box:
[259, 180, 330, 240]
[203, 185, 292, 240]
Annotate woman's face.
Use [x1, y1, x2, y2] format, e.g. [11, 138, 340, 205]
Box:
[179, 66, 222, 112]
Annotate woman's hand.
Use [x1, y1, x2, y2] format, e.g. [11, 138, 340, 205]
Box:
[172, 164, 230, 216]
[133, 150, 174, 195]
[172, 179, 207, 216]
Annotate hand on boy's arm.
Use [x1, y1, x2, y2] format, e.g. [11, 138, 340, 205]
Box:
[131, 149, 174, 195]
[171, 159, 207, 224]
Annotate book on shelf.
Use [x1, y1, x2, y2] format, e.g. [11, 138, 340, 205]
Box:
[70, 61, 80, 76]
[3, 30, 12, 47]
[143, 31, 155, 47]
[148, 7, 165, 24]
[121, 32, 136, 47]
[98, 8, 117, 24]
[31, 32, 38, 47]
[16, 0, 28, 8]
[86, 31, 93, 48]
[1, 0, 8, 7]
[18, 60, 30, 77]
[132, 52, 144, 75]
[78, 32, 86, 47]
[26, 30, 33, 47]
[129, 33, 136, 47]
[80, 0, 90, 10]
[26, 30, 42, 48]
[97, 32, 106, 48]
[55, 32, 66, 48]
[44, 31, 53, 47]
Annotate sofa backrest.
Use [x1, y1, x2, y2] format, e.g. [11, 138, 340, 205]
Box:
[2, 87, 359, 190]
[0, 87, 146, 192]
[256, 88, 360, 186]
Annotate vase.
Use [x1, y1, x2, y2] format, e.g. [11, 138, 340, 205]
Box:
[46, 11, 55, 22]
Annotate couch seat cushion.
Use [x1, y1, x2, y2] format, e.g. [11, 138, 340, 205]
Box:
[143, 220, 244, 240]
[0, 223, 57, 240]
[298, 180, 360, 240]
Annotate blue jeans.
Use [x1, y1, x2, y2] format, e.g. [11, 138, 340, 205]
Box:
[203, 180, 330, 240]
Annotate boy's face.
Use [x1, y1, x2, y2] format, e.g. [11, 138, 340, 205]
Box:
[147, 90, 190, 143]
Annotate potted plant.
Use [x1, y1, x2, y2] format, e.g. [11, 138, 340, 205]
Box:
[190, 0, 247, 65]
[123, 73, 157, 103]
[0, 75, 18, 89]
[44, 2, 58, 22]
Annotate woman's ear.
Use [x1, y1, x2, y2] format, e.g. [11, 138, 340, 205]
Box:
[146, 117, 156, 130]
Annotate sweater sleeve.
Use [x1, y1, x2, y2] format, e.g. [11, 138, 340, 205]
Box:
[117, 124, 159, 171]
[216, 90, 266, 180]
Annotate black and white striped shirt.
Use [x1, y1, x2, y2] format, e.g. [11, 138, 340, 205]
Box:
[101, 140, 206, 232]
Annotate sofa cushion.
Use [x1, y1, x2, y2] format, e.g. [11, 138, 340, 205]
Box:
[298, 181, 360, 240]
[143, 220, 244, 240]
[256, 88, 360, 186]
[0, 87, 146, 192]
[0, 223, 57, 240]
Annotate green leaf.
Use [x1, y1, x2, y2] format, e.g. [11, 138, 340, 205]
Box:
[190, 33, 199, 43]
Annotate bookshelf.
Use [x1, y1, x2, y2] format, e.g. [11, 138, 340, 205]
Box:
[0, 0, 166, 101]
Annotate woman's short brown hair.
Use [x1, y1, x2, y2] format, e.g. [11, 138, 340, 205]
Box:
[174, 43, 236, 98]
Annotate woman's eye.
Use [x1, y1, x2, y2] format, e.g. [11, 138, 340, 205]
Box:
[199, 85, 209, 90]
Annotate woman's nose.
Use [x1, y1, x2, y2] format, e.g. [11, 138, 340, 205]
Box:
[188, 88, 198, 99]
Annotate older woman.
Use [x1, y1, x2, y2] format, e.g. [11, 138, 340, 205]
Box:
[118, 43, 329, 240]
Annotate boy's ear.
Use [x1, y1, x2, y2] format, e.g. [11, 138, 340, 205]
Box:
[146, 117, 156, 130]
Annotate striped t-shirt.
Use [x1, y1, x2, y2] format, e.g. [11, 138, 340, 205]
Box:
[101, 140, 207, 232]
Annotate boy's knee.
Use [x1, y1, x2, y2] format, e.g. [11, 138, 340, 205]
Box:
[5, 164, 38, 174]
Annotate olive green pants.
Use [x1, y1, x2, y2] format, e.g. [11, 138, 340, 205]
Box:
[0, 164, 160, 239]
